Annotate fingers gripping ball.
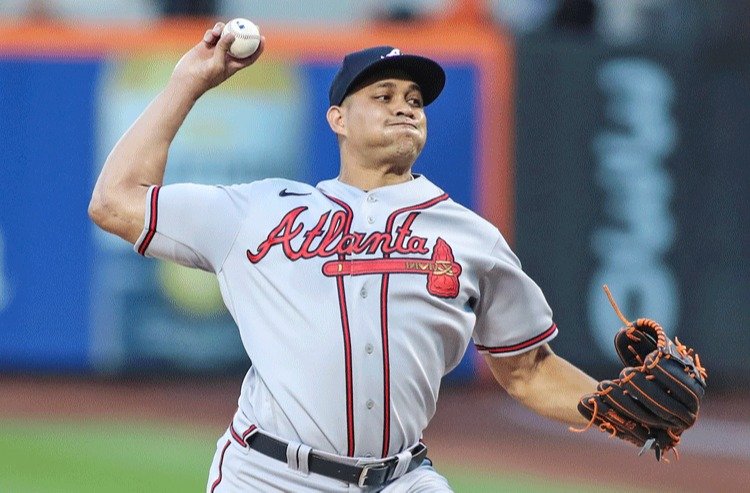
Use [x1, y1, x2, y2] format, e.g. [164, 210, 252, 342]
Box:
[571, 285, 707, 461]
[222, 18, 261, 59]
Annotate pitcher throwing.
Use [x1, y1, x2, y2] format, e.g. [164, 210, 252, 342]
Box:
[89, 21, 704, 492]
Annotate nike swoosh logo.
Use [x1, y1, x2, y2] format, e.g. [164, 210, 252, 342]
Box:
[279, 188, 311, 197]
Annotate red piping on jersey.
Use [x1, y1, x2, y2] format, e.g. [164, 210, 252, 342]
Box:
[476, 323, 558, 354]
[379, 193, 450, 457]
[324, 193, 356, 457]
[209, 439, 231, 493]
[378, 271, 391, 458]
[336, 272, 355, 456]
[230, 423, 257, 447]
[137, 185, 161, 256]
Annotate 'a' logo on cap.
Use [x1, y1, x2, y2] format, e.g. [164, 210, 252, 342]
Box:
[381, 48, 402, 59]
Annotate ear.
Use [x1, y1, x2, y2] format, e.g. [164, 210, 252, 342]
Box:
[326, 105, 346, 138]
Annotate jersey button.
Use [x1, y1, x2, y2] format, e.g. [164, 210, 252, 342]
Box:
[366, 399, 374, 409]
[365, 343, 374, 354]
[367, 216, 375, 224]
[360, 288, 367, 299]
[367, 195, 377, 203]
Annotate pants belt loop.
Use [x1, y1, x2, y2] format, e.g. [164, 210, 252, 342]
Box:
[285, 441, 312, 476]
[297, 444, 312, 475]
[285, 442, 301, 471]
[391, 450, 413, 479]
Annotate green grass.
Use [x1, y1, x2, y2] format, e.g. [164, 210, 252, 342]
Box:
[440, 466, 617, 493]
[0, 419, 638, 492]
[0, 419, 215, 493]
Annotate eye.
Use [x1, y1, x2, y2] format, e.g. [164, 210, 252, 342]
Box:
[408, 97, 424, 108]
[374, 94, 390, 102]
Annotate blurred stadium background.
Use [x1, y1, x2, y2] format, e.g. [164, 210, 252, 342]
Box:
[0, 0, 748, 491]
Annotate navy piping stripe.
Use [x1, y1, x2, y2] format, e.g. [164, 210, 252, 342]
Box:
[323, 193, 356, 456]
[335, 270, 354, 456]
[379, 271, 391, 458]
[476, 323, 558, 354]
[137, 185, 160, 256]
[380, 193, 450, 458]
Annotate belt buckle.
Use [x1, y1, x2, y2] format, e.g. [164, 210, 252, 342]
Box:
[357, 462, 389, 488]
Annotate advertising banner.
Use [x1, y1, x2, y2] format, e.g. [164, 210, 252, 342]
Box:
[514, 35, 748, 386]
[0, 59, 99, 370]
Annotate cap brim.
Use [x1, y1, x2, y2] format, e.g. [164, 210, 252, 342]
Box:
[341, 54, 446, 107]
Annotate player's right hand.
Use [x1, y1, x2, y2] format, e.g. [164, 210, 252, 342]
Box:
[171, 22, 265, 97]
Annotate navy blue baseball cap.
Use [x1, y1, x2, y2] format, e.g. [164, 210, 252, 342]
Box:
[329, 46, 446, 107]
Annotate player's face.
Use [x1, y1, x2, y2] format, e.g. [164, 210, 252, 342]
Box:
[341, 72, 427, 165]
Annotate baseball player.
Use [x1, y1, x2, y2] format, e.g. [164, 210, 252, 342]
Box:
[88, 22, 603, 492]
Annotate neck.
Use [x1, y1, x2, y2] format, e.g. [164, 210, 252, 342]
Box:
[338, 150, 415, 190]
[338, 164, 414, 191]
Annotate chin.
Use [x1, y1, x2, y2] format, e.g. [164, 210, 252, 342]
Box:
[392, 140, 422, 161]
[392, 132, 424, 152]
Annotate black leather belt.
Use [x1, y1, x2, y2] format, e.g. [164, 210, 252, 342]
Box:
[240, 428, 428, 487]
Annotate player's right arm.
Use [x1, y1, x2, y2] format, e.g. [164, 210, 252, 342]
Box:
[88, 22, 264, 244]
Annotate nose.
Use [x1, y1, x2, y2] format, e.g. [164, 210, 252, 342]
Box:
[395, 102, 415, 119]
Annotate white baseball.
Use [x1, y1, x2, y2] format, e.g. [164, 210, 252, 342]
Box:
[222, 18, 261, 59]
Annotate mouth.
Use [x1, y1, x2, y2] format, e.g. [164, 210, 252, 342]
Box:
[388, 122, 419, 130]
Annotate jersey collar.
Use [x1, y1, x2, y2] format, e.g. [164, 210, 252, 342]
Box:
[316, 174, 447, 207]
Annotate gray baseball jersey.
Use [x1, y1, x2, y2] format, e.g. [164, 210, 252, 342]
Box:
[134, 175, 556, 459]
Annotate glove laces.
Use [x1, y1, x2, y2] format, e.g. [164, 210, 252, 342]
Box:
[604, 285, 707, 381]
[569, 286, 700, 462]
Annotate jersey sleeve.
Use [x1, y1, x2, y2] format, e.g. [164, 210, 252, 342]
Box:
[133, 183, 251, 272]
[472, 234, 557, 357]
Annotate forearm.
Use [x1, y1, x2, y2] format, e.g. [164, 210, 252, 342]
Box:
[514, 353, 597, 426]
[486, 346, 598, 426]
[99, 77, 200, 192]
[89, 78, 200, 242]
[89, 22, 264, 243]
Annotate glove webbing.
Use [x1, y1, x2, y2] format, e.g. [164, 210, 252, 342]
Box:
[606, 285, 707, 381]
[569, 285, 707, 462]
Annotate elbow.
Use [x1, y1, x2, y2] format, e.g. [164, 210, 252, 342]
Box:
[87, 185, 145, 245]
[488, 363, 528, 400]
[488, 345, 554, 401]
[88, 195, 102, 225]
[88, 188, 125, 236]
[88, 192, 110, 230]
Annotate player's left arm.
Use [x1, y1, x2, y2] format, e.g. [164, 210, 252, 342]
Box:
[484, 344, 597, 427]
